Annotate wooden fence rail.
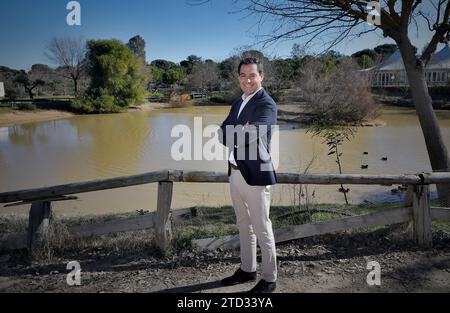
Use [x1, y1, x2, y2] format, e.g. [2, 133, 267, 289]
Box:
[1, 170, 450, 253]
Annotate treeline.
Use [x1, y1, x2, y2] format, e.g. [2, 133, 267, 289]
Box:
[0, 35, 398, 115]
[350, 43, 411, 69]
[0, 64, 89, 100]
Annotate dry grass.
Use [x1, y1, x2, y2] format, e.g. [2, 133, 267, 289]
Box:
[1, 202, 449, 263]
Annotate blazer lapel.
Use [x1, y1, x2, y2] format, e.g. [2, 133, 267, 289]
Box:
[237, 89, 263, 124]
[231, 98, 243, 124]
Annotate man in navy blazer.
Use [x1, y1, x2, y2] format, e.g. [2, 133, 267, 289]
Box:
[218, 57, 278, 293]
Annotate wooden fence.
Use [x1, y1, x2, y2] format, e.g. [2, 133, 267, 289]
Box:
[1, 170, 450, 253]
[191, 92, 208, 99]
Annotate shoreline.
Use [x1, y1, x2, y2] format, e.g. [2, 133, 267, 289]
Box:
[0, 110, 76, 128]
[0, 101, 390, 128]
[0, 102, 170, 128]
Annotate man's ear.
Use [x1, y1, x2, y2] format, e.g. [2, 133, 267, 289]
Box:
[260, 73, 265, 81]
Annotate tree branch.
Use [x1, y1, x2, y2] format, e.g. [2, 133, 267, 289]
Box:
[386, 0, 400, 20]
[421, 0, 450, 64]
[418, 11, 434, 31]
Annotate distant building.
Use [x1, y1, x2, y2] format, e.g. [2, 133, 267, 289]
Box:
[363, 45, 450, 88]
[0, 82, 4, 99]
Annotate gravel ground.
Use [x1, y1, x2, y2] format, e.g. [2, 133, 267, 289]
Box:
[1, 229, 449, 293]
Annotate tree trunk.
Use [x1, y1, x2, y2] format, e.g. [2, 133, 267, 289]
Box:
[73, 75, 78, 95]
[397, 39, 450, 206]
[27, 88, 34, 100]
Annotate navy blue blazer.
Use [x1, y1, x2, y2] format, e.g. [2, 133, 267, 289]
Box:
[219, 88, 277, 186]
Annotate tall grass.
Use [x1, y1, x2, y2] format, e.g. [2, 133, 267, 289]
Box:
[1, 201, 448, 262]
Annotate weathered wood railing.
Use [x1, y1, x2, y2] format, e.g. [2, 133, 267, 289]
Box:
[1, 170, 450, 253]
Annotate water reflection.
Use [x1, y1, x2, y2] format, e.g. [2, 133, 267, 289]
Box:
[0, 127, 8, 142]
[68, 113, 151, 176]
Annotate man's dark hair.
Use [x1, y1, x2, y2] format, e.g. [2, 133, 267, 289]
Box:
[238, 57, 264, 75]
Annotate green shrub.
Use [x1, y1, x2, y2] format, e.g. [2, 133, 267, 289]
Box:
[71, 39, 146, 114]
[70, 90, 125, 113]
[70, 95, 94, 113]
[92, 91, 122, 113]
[147, 91, 166, 101]
[17, 102, 37, 110]
[208, 92, 235, 104]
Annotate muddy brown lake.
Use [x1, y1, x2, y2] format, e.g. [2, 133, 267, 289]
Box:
[1, 106, 450, 217]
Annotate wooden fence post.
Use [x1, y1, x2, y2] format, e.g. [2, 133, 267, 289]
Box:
[404, 185, 414, 207]
[27, 201, 52, 252]
[155, 181, 173, 252]
[412, 185, 432, 247]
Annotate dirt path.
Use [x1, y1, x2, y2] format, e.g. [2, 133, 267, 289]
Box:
[1, 231, 449, 293]
[0, 102, 169, 128]
[0, 110, 75, 127]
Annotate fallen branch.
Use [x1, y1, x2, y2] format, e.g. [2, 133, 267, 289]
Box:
[276, 208, 355, 220]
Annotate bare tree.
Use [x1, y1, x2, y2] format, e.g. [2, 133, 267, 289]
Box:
[45, 37, 87, 94]
[188, 60, 220, 92]
[301, 57, 379, 123]
[195, 0, 450, 205]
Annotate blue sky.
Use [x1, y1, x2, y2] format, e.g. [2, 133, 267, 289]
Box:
[0, 0, 442, 70]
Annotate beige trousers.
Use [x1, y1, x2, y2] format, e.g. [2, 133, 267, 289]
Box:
[229, 168, 277, 282]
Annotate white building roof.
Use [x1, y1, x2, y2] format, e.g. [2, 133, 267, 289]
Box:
[373, 45, 450, 71]
[375, 50, 405, 71]
[427, 45, 450, 69]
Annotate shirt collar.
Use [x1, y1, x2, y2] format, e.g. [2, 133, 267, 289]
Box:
[241, 87, 263, 101]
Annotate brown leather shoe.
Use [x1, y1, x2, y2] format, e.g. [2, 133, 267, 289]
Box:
[248, 279, 277, 293]
[221, 268, 256, 286]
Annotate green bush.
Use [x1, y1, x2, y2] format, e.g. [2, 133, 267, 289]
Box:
[17, 102, 37, 110]
[92, 90, 121, 113]
[209, 95, 227, 104]
[70, 90, 124, 114]
[147, 91, 166, 101]
[73, 39, 146, 114]
[70, 96, 93, 113]
[208, 92, 235, 104]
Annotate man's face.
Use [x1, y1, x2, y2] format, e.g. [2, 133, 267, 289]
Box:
[239, 63, 264, 96]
